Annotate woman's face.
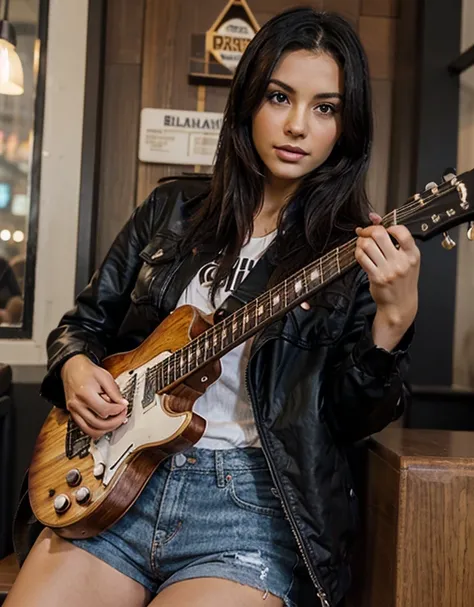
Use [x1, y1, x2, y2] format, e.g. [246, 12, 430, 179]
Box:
[252, 49, 344, 187]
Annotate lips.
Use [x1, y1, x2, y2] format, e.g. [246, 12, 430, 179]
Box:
[274, 145, 308, 162]
[276, 145, 308, 155]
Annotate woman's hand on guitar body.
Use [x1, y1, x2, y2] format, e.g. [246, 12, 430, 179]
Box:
[60, 354, 129, 439]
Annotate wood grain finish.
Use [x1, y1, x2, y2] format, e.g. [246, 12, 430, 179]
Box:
[96, 64, 142, 265]
[347, 428, 474, 607]
[386, 0, 421, 212]
[362, 0, 399, 17]
[324, 0, 360, 26]
[105, 0, 145, 65]
[95, 1, 146, 267]
[367, 80, 393, 214]
[0, 554, 18, 594]
[28, 305, 217, 538]
[359, 15, 397, 80]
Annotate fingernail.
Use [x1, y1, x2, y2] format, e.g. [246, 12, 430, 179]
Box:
[122, 418, 128, 425]
[121, 398, 128, 406]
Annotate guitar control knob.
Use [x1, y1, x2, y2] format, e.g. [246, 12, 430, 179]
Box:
[75, 487, 91, 505]
[66, 468, 82, 487]
[467, 222, 474, 242]
[54, 494, 71, 514]
[441, 232, 456, 250]
[93, 462, 105, 478]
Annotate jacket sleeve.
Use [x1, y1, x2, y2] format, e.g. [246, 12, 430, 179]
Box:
[40, 189, 164, 408]
[323, 270, 413, 443]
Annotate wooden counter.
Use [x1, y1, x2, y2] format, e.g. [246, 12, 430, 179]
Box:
[347, 428, 474, 607]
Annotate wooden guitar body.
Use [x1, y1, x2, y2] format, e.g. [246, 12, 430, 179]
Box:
[28, 305, 219, 539]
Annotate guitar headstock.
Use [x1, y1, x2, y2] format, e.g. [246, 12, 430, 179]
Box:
[399, 169, 474, 243]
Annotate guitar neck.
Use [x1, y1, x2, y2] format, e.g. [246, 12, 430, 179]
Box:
[153, 214, 394, 390]
[150, 169, 474, 391]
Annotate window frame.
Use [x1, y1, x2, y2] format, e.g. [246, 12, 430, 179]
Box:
[0, 0, 89, 364]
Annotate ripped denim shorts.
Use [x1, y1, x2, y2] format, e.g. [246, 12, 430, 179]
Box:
[70, 447, 301, 606]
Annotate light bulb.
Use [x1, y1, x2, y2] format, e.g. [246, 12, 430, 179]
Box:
[0, 39, 24, 95]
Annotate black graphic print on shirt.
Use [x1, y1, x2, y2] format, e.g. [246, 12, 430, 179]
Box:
[198, 257, 256, 294]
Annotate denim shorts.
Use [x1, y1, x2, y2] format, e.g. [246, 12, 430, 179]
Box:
[71, 447, 301, 606]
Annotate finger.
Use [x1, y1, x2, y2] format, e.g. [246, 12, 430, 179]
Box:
[358, 225, 399, 262]
[300, 301, 311, 310]
[369, 212, 383, 225]
[76, 401, 127, 431]
[357, 237, 388, 269]
[354, 247, 382, 281]
[387, 225, 418, 252]
[99, 371, 129, 408]
[70, 411, 107, 440]
[84, 390, 127, 419]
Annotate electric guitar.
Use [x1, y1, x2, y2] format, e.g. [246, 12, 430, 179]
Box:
[28, 169, 474, 539]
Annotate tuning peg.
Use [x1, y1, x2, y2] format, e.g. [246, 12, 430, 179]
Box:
[442, 232, 457, 250]
[467, 222, 474, 241]
[425, 181, 440, 195]
[443, 167, 457, 182]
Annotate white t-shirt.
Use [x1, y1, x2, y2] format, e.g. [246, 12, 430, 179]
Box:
[174, 232, 276, 449]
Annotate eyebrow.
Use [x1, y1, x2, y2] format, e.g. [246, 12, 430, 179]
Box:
[268, 78, 343, 101]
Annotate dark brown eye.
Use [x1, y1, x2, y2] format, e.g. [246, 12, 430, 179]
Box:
[268, 91, 288, 104]
[318, 104, 334, 115]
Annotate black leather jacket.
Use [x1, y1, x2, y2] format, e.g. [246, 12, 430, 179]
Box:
[40, 177, 412, 606]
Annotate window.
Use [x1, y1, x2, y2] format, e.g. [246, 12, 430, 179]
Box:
[0, 0, 47, 338]
[0, 0, 89, 365]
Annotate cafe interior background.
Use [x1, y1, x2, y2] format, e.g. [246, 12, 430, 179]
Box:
[0, 0, 474, 605]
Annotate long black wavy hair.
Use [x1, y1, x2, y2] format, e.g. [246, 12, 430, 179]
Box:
[180, 6, 373, 301]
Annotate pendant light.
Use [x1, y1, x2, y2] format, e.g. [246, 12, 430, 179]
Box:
[0, 0, 24, 95]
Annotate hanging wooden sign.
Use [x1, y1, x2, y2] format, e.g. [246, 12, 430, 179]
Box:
[189, 0, 260, 86]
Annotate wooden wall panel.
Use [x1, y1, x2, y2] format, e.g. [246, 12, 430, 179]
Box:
[96, 65, 143, 265]
[95, 1, 145, 266]
[362, 0, 399, 17]
[359, 16, 397, 80]
[367, 80, 393, 215]
[324, 0, 360, 26]
[105, 0, 145, 64]
[136, 0, 227, 203]
[96, 0, 403, 261]
[386, 0, 421, 212]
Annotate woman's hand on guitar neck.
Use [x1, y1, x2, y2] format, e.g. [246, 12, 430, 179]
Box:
[60, 354, 129, 439]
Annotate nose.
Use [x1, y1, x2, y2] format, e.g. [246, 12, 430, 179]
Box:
[284, 106, 308, 138]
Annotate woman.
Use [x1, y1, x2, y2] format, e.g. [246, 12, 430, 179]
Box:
[6, 7, 420, 607]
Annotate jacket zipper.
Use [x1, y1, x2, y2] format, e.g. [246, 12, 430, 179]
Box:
[244, 342, 332, 607]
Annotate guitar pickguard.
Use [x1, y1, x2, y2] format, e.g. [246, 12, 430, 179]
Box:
[92, 350, 192, 486]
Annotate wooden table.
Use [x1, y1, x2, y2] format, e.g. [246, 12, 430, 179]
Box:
[347, 428, 474, 607]
[0, 554, 19, 600]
